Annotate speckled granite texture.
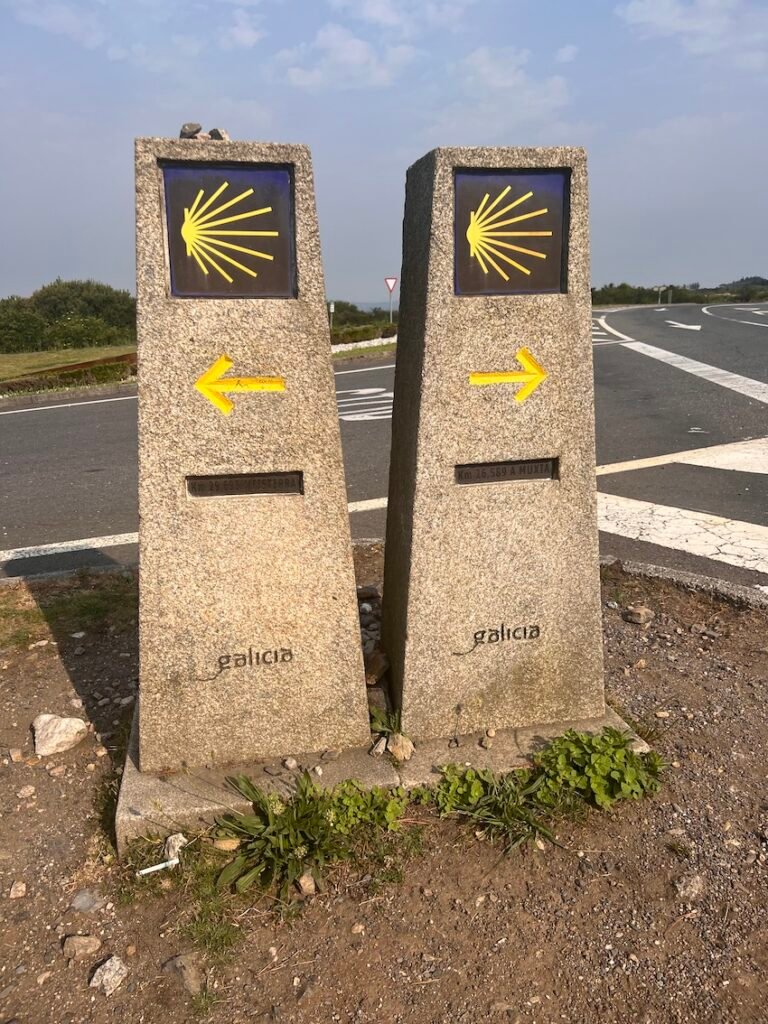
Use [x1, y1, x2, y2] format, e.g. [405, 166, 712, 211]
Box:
[382, 147, 605, 741]
[135, 139, 368, 771]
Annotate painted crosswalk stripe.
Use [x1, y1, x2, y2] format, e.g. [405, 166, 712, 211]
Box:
[595, 317, 768, 404]
[622, 341, 768, 404]
[597, 436, 768, 476]
[597, 492, 768, 575]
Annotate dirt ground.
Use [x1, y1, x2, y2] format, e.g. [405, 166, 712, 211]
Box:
[1, 551, 767, 1024]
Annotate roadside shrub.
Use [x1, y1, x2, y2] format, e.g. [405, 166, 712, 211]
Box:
[0, 298, 47, 353]
[29, 278, 136, 330]
[380, 323, 397, 338]
[331, 324, 382, 345]
[42, 315, 123, 350]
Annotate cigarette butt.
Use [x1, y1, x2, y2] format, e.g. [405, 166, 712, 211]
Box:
[136, 857, 179, 877]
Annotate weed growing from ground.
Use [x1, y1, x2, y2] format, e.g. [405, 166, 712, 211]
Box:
[369, 707, 402, 736]
[216, 774, 409, 899]
[420, 728, 665, 850]
[534, 728, 665, 809]
[113, 728, 664, 960]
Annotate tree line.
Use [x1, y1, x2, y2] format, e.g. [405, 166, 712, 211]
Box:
[2, 276, 765, 355]
[0, 279, 136, 353]
[592, 277, 768, 305]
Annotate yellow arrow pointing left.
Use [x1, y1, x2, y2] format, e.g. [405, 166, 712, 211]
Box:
[195, 354, 286, 415]
[469, 346, 548, 403]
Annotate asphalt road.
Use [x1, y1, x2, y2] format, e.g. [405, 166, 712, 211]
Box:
[2, 303, 767, 587]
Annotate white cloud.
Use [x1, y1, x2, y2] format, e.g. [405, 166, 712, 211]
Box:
[427, 46, 576, 144]
[172, 34, 204, 58]
[617, 0, 768, 70]
[11, 0, 106, 48]
[274, 23, 417, 88]
[218, 8, 264, 48]
[328, 0, 476, 35]
[555, 43, 578, 63]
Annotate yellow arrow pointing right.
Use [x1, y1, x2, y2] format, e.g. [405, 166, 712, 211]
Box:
[469, 346, 548, 403]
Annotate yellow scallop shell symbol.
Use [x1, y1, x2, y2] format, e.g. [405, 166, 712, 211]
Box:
[466, 186, 553, 282]
[180, 182, 279, 283]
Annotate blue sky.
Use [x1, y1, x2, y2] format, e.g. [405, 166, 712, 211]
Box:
[0, 0, 766, 301]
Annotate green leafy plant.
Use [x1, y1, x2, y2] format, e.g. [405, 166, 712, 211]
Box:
[369, 707, 401, 737]
[432, 765, 555, 850]
[533, 727, 665, 810]
[432, 765, 493, 815]
[216, 773, 408, 899]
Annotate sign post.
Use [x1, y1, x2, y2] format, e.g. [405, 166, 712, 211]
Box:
[383, 147, 609, 745]
[384, 276, 397, 323]
[130, 139, 369, 775]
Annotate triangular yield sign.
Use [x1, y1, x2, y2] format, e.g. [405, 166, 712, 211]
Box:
[384, 277, 398, 293]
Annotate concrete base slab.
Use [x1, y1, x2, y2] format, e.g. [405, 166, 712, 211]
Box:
[116, 706, 645, 855]
[115, 711, 399, 856]
[397, 706, 647, 789]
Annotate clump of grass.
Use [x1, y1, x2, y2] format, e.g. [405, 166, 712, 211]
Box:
[0, 572, 137, 649]
[216, 773, 409, 901]
[419, 727, 665, 851]
[666, 838, 693, 861]
[113, 728, 664, 957]
[369, 707, 401, 736]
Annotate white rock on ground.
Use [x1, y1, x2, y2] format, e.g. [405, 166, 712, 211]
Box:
[163, 833, 188, 861]
[162, 953, 205, 996]
[89, 956, 129, 996]
[33, 714, 87, 756]
[297, 872, 316, 896]
[387, 733, 415, 762]
[63, 935, 102, 960]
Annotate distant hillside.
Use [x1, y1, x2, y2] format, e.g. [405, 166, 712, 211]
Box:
[716, 276, 768, 290]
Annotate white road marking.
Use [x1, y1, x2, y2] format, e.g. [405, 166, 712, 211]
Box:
[666, 320, 701, 331]
[595, 317, 768, 404]
[594, 317, 634, 342]
[0, 363, 397, 416]
[1, 494, 393, 564]
[347, 497, 388, 514]
[597, 437, 768, 477]
[701, 304, 768, 329]
[337, 387, 393, 421]
[333, 363, 396, 376]
[597, 492, 768, 575]
[0, 394, 138, 416]
[0, 533, 139, 562]
[655, 308, 667, 311]
[7, 485, 768, 581]
[622, 341, 768, 404]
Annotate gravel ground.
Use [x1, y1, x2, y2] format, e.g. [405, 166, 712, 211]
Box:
[1, 551, 767, 1024]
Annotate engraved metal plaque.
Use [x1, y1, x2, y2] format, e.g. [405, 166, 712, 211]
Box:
[187, 472, 304, 498]
[454, 458, 558, 485]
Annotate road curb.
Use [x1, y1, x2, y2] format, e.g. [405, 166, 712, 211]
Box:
[600, 554, 768, 609]
[4, 551, 766, 611]
[0, 379, 137, 410]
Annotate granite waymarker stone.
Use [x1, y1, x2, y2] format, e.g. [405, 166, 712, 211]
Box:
[382, 147, 605, 741]
[135, 138, 369, 771]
